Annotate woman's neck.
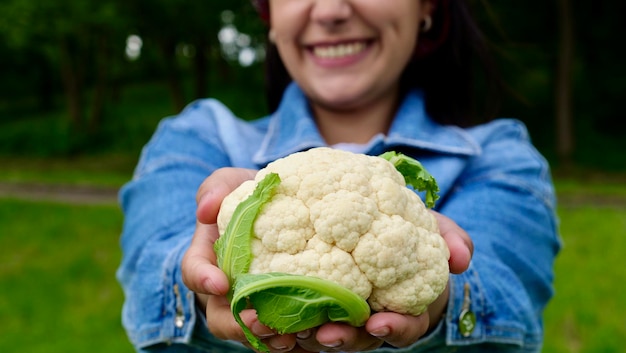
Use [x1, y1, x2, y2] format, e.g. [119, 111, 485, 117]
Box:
[311, 90, 400, 145]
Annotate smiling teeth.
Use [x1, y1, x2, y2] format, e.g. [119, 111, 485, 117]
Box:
[313, 42, 366, 59]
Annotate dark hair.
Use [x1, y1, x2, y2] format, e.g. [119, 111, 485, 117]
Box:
[263, 0, 501, 127]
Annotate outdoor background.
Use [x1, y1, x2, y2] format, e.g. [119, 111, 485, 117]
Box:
[0, 1, 624, 352]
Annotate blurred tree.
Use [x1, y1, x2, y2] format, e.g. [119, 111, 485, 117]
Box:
[0, 41, 55, 114]
[473, 1, 561, 158]
[474, 0, 624, 168]
[569, 1, 626, 168]
[0, 0, 127, 133]
[556, 0, 574, 167]
[0, 0, 621, 168]
[120, 0, 264, 111]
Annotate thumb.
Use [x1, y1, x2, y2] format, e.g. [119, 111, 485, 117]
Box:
[181, 222, 229, 296]
[196, 168, 257, 224]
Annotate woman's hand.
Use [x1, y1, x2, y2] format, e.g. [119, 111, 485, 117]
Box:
[182, 168, 308, 352]
[182, 167, 256, 300]
[182, 168, 473, 352]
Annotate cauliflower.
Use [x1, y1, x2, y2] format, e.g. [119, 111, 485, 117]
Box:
[214, 147, 449, 352]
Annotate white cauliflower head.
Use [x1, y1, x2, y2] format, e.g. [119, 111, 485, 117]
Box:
[217, 147, 449, 316]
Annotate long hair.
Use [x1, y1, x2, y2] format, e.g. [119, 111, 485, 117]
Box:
[257, 0, 501, 127]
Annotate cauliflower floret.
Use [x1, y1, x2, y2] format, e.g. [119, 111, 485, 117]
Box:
[310, 190, 378, 252]
[352, 216, 425, 289]
[363, 225, 450, 315]
[250, 237, 373, 299]
[254, 194, 314, 254]
[217, 147, 449, 315]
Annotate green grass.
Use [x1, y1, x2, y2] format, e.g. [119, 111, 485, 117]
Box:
[554, 169, 626, 197]
[543, 205, 626, 353]
[0, 154, 136, 187]
[0, 199, 132, 353]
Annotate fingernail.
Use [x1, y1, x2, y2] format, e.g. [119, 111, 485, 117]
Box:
[251, 322, 274, 338]
[269, 337, 291, 350]
[296, 329, 311, 339]
[270, 343, 288, 350]
[369, 326, 390, 337]
[321, 340, 342, 348]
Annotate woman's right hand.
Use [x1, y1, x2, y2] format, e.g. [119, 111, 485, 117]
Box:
[183, 168, 255, 303]
[181, 168, 309, 352]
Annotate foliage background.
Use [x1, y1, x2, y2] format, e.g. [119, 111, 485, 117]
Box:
[0, 0, 624, 170]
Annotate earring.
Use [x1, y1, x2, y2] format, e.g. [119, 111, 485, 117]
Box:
[268, 29, 276, 43]
[421, 16, 432, 32]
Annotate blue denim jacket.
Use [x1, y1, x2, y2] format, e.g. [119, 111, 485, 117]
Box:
[117, 83, 561, 352]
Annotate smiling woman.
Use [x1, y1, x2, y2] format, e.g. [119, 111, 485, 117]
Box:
[266, 0, 425, 145]
[260, 0, 499, 128]
[117, 1, 560, 352]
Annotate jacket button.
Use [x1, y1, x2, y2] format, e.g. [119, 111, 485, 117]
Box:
[458, 283, 476, 337]
[458, 308, 476, 337]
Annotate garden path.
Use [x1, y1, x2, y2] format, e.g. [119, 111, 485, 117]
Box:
[0, 182, 119, 205]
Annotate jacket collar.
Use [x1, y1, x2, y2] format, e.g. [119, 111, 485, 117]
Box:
[253, 83, 480, 166]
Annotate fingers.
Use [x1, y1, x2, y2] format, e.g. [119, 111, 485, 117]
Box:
[431, 211, 474, 274]
[366, 312, 430, 348]
[205, 294, 249, 341]
[425, 283, 450, 332]
[187, 167, 294, 350]
[296, 323, 383, 352]
[296, 310, 433, 352]
[181, 222, 229, 296]
[196, 168, 257, 224]
[183, 167, 257, 295]
[363, 284, 449, 348]
[208, 302, 303, 353]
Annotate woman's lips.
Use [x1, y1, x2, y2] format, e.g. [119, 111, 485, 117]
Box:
[307, 40, 372, 67]
[312, 41, 367, 59]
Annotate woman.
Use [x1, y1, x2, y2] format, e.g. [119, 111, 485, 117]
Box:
[117, 0, 561, 352]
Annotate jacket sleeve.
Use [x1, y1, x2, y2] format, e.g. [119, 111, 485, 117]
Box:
[430, 120, 561, 352]
[115, 104, 247, 351]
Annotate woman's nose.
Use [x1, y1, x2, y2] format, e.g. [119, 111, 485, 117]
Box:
[310, 0, 353, 28]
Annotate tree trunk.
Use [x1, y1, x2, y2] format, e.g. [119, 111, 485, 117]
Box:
[193, 36, 209, 99]
[59, 36, 84, 131]
[36, 54, 55, 112]
[89, 33, 110, 133]
[555, 0, 575, 168]
[159, 38, 186, 112]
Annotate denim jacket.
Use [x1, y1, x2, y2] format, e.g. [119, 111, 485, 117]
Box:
[117, 83, 561, 352]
